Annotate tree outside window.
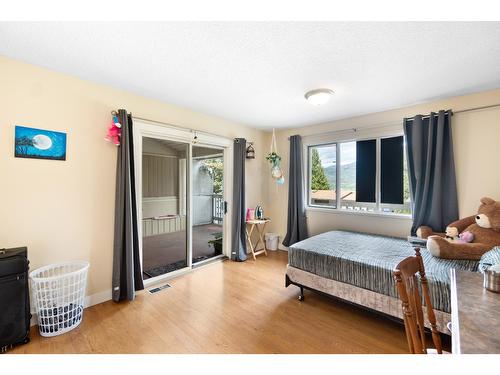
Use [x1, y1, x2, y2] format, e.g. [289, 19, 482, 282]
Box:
[201, 158, 223, 195]
[310, 148, 330, 191]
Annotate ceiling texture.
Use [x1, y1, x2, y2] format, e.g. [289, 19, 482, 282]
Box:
[1, 22, 500, 129]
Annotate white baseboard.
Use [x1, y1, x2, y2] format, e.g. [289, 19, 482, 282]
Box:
[30, 289, 112, 327]
[85, 289, 112, 308]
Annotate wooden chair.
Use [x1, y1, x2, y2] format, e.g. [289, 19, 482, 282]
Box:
[393, 248, 443, 354]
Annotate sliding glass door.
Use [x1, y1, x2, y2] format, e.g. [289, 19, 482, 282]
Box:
[191, 145, 225, 265]
[134, 120, 232, 284]
[141, 137, 189, 280]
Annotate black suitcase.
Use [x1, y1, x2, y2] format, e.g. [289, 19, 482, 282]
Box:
[0, 247, 31, 353]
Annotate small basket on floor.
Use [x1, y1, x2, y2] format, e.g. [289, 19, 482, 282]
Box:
[30, 261, 89, 337]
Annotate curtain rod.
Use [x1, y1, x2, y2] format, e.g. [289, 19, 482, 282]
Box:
[405, 109, 452, 121]
[286, 121, 402, 140]
[286, 102, 500, 140]
[130, 115, 234, 142]
[405, 103, 500, 120]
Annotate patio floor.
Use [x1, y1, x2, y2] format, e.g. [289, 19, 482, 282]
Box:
[142, 223, 222, 279]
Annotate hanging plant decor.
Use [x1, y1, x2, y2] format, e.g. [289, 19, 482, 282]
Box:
[267, 129, 285, 184]
[265, 151, 281, 165]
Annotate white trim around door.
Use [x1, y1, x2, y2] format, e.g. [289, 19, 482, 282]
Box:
[133, 119, 233, 288]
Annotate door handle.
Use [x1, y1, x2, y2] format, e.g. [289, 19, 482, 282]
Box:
[224, 201, 228, 214]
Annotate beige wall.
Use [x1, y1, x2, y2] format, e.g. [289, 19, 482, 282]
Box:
[265, 89, 500, 242]
[0, 56, 268, 298]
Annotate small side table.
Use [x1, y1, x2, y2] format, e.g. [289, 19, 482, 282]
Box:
[245, 219, 270, 260]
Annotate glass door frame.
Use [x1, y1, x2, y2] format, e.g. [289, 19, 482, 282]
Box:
[191, 144, 227, 267]
[133, 119, 233, 287]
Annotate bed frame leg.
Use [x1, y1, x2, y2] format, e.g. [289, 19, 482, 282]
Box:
[298, 286, 305, 301]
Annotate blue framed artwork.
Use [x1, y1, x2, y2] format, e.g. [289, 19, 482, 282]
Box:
[14, 126, 67, 161]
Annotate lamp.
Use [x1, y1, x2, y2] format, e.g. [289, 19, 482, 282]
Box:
[246, 142, 255, 159]
[305, 88, 334, 106]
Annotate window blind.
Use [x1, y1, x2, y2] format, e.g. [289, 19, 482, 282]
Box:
[355, 139, 376, 203]
[381, 136, 404, 204]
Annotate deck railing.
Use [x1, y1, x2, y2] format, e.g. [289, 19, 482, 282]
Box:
[212, 194, 224, 224]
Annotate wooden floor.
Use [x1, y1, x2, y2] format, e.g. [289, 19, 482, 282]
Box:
[12, 251, 413, 354]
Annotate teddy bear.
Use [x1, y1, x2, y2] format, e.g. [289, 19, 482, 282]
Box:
[416, 197, 500, 260]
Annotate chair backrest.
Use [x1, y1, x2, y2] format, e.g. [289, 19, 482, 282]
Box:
[393, 248, 442, 354]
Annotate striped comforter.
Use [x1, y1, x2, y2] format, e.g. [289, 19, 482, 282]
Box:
[288, 230, 480, 313]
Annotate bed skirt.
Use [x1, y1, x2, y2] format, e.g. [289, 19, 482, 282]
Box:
[286, 265, 451, 335]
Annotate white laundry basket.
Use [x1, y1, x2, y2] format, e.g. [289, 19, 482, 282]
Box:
[30, 261, 89, 337]
[265, 233, 280, 251]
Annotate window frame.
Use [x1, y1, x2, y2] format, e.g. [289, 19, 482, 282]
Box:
[307, 142, 338, 209]
[304, 126, 411, 218]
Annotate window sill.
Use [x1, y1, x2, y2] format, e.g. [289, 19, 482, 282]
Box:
[306, 205, 413, 220]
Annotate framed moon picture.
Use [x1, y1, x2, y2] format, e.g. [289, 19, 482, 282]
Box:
[14, 125, 67, 161]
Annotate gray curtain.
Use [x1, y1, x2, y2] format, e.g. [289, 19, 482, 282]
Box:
[283, 135, 308, 246]
[404, 110, 458, 236]
[112, 109, 144, 302]
[231, 138, 247, 261]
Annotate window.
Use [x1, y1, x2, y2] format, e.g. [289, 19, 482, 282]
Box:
[309, 144, 336, 208]
[307, 135, 411, 215]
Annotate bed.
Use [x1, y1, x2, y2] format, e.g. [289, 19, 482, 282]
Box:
[285, 230, 481, 333]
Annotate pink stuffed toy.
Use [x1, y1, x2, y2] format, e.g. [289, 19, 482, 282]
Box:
[446, 230, 474, 244]
[458, 231, 474, 243]
[105, 115, 122, 146]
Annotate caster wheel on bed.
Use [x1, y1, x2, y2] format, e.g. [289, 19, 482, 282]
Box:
[298, 286, 305, 301]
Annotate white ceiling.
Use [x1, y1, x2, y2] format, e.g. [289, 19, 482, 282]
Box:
[1, 22, 500, 129]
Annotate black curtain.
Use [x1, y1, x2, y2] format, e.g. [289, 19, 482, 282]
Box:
[112, 109, 144, 302]
[231, 138, 247, 261]
[404, 110, 458, 235]
[283, 135, 308, 246]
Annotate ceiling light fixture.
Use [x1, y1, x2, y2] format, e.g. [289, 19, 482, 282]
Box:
[305, 88, 334, 106]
